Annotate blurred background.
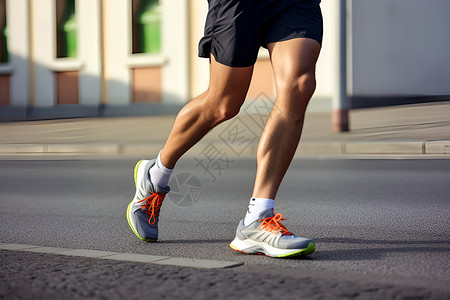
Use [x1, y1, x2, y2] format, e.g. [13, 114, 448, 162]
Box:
[0, 0, 449, 129]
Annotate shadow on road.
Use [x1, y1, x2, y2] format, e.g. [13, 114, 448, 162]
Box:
[312, 237, 450, 261]
[317, 237, 450, 245]
[159, 239, 231, 244]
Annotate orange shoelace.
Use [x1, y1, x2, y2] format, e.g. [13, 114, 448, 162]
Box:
[258, 213, 293, 235]
[137, 192, 165, 225]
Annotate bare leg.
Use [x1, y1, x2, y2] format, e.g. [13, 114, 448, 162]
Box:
[160, 55, 254, 169]
[252, 38, 321, 199]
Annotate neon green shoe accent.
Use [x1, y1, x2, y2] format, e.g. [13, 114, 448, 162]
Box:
[133, 159, 144, 186]
[126, 160, 157, 242]
[276, 242, 315, 258]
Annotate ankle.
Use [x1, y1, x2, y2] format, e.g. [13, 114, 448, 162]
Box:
[244, 197, 275, 226]
[149, 152, 174, 189]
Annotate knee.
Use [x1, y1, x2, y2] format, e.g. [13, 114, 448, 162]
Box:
[204, 90, 243, 123]
[199, 95, 242, 125]
[216, 100, 241, 122]
[278, 70, 317, 98]
[298, 72, 317, 95]
[294, 72, 317, 98]
[274, 71, 317, 124]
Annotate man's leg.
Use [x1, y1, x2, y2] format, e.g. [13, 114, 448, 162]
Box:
[127, 55, 253, 241]
[159, 55, 254, 169]
[230, 38, 320, 257]
[252, 38, 321, 200]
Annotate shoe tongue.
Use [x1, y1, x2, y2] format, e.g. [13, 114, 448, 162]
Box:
[258, 208, 275, 219]
[147, 170, 170, 194]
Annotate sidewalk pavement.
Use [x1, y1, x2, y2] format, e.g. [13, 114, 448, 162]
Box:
[0, 101, 449, 158]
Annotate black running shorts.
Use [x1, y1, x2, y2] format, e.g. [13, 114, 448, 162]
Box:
[198, 0, 323, 67]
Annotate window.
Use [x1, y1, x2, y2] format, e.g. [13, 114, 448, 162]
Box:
[132, 0, 161, 54]
[56, 0, 77, 58]
[0, 0, 7, 63]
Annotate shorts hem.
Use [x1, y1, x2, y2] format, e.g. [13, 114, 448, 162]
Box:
[199, 49, 257, 68]
[264, 34, 323, 48]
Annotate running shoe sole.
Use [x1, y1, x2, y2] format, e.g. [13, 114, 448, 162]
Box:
[230, 237, 315, 258]
[126, 159, 157, 242]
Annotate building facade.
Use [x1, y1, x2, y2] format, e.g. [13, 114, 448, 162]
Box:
[0, 0, 449, 121]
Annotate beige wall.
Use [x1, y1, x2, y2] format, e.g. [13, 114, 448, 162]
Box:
[188, 0, 210, 98]
[2, 1, 448, 115]
[132, 67, 162, 102]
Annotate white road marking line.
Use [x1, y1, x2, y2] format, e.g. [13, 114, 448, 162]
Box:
[0, 243, 244, 269]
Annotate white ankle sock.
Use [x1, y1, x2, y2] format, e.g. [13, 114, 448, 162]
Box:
[149, 152, 173, 189]
[244, 197, 275, 226]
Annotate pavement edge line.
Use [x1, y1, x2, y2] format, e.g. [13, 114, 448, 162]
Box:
[0, 243, 243, 269]
[1, 141, 450, 157]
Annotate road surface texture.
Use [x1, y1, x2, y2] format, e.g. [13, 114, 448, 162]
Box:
[1, 158, 449, 299]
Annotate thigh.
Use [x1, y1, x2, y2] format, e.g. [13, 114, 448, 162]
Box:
[265, 0, 323, 47]
[268, 38, 321, 95]
[198, 0, 293, 68]
[207, 54, 254, 111]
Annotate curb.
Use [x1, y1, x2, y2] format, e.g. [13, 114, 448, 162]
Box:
[0, 243, 243, 269]
[298, 141, 450, 155]
[0, 140, 449, 157]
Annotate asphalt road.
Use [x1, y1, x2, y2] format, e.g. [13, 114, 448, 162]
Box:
[1, 158, 449, 299]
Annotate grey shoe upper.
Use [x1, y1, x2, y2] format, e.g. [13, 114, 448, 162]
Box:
[136, 159, 169, 202]
[235, 209, 313, 250]
[133, 159, 169, 241]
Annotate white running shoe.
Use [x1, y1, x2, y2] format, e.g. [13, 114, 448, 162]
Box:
[230, 209, 315, 257]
